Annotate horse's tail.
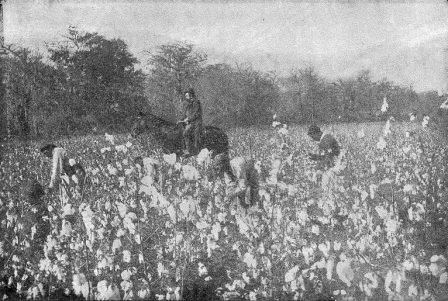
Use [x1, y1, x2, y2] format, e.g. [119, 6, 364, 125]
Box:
[222, 151, 236, 182]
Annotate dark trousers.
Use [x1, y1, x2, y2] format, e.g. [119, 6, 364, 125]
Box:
[184, 121, 202, 154]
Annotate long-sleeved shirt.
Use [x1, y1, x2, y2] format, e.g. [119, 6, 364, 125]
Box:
[312, 133, 340, 170]
[49, 147, 67, 189]
[182, 98, 202, 124]
[229, 156, 259, 207]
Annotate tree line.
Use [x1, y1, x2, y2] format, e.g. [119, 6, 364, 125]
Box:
[0, 27, 446, 139]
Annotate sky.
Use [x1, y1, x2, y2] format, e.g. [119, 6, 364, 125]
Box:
[4, 0, 448, 93]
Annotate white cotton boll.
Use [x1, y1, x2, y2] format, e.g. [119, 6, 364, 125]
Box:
[134, 234, 141, 244]
[422, 116, 430, 128]
[197, 148, 211, 165]
[318, 242, 330, 258]
[403, 184, 413, 193]
[115, 145, 125, 153]
[376, 137, 387, 150]
[62, 203, 75, 216]
[385, 219, 399, 234]
[381, 97, 388, 113]
[402, 145, 411, 154]
[249, 291, 257, 301]
[408, 284, 418, 296]
[112, 239, 122, 253]
[182, 165, 199, 180]
[357, 129, 365, 138]
[333, 241, 341, 251]
[440, 272, 448, 284]
[278, 125, 288, 135]
[163, 153, 177, 165]
[311, 225, 320, 235]
[69, 158, 76, 166]
[402, 260, 413, 270]
[138, 289, 150, 299]
[116, 202, 127, 218]
[243, 252, 257, 269]
[122, 250, 131, 263]
[107, 164, 117, 175]
[105, 133, 115, 144]
[121, 269, 132, 281]
[100, 147, 111, 153]
[336, 260, 354, 287]
[96, 280, 108, 300]
[72, 273, 87, 296]
[369, 184, 377, 199]
[375, 206, 388, 219]
[60, 220, 72, 236]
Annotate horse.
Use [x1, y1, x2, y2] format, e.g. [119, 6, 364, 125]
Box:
[131, 112, 236, 180]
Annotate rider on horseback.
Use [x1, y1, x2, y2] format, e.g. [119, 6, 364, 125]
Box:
[178, 88, 203, 157]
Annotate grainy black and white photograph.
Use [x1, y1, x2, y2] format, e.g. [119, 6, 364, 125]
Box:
[1, 0, 448, 300]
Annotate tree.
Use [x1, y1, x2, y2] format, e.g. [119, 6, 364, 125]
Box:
[234, 65, 279, 126]
[146, 43, 207, 118]
[279, 67, 325, 124]
[197, 63, 279, 127]
[1, 44, 58, 137]
[197, 64, 245, 127]
[48, 27, 146, 131]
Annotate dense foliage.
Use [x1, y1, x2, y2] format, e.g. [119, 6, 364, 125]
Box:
[2, 28, 447, 139]
[2, 28, 146, 138]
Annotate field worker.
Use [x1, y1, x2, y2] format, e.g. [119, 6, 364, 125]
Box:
[307, 125, 340, 171]
[134, 156, 161, 186]
[178, 88, 203, 157]
[228, 156, 260, 208]
[23, 177, 51, 247]
[40, 144, 86, 200]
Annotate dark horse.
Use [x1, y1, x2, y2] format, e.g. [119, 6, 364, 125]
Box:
[131, 112, 235, 179]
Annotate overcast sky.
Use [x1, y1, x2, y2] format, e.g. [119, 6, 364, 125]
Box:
[5, 0, 448, 93]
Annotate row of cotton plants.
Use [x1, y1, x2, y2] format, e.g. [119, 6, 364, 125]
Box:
[1, 101, 448, 300]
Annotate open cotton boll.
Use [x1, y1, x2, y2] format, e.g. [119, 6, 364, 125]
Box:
[163, 153, 176, 165]
[422, 116, 430, 128]
[381, 97, 388, 113]
[197, 148, 211, 165]
[182, 165, 199, 180]
[105, 133, 115, 144]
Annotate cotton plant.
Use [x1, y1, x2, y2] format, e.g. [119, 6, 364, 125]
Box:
[2, 120, 448, 300]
